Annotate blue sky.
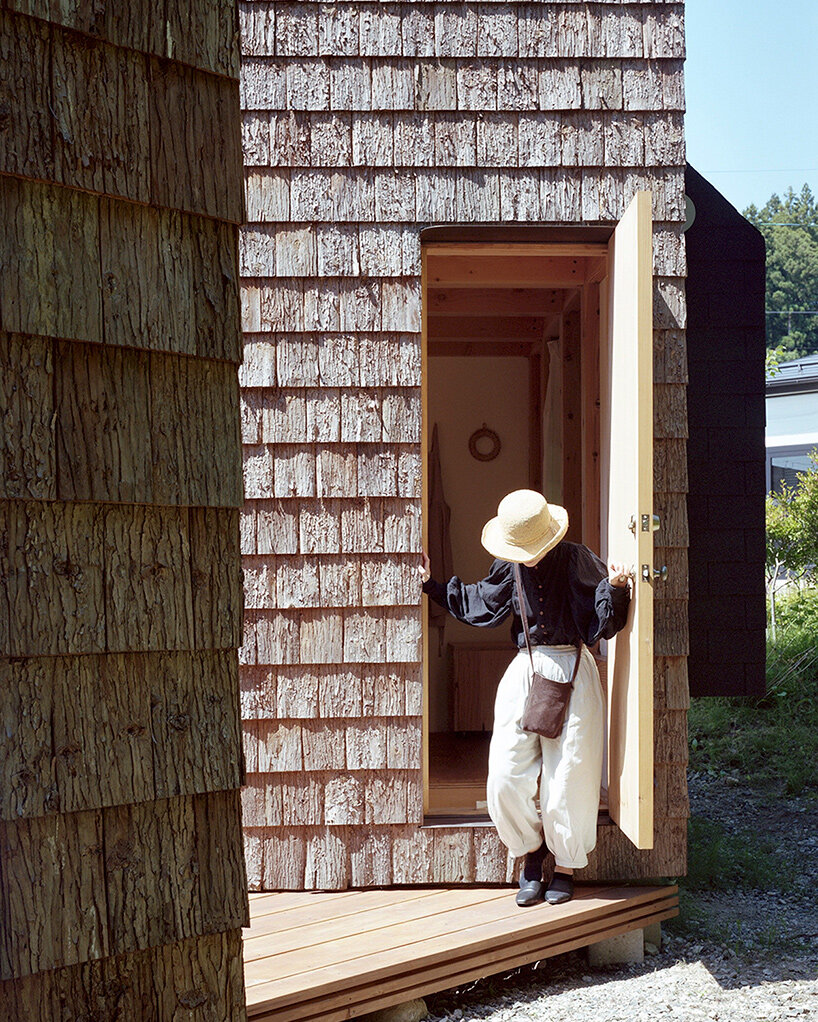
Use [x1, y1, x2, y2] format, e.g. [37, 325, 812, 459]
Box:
[685, 0, 818, 214]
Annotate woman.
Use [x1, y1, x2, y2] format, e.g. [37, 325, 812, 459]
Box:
[420, 489, 631, 907]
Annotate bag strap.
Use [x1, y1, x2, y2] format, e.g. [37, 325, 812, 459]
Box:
[513, 562, 536, 673]
[513, 562, 583, 687]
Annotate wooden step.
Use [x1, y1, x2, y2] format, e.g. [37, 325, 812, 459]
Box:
[244, 883, 678, 1022]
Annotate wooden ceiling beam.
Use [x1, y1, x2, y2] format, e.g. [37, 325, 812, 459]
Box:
[428, 289, 565, 317]
[424, 243, 607, 258]
[426, 255, 590, 289]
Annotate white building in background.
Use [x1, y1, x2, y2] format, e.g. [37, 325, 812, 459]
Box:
[766, 355, 818, 492]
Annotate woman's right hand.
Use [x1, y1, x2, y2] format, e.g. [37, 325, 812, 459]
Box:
[418, 550, 431, 583]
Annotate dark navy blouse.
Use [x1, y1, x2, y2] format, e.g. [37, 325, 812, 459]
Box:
[422, 540, 630, 648]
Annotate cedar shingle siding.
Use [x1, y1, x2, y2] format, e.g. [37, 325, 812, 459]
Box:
[1, 3, 248, 1016]
[240, 1, 689, 888]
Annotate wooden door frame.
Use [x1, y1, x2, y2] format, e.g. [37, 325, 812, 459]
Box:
[421, 240, 608, 817]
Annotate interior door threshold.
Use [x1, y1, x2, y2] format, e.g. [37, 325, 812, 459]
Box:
[422, 810, 615, 828]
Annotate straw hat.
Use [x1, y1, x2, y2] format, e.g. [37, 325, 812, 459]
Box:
[481, 489, 569, 563]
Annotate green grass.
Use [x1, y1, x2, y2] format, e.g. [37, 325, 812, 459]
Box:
[687, 591, 818, 796]
[682, 817, 793, 893]
[667, 818, 801, 953]
[666, 890, 806, 955]
[671, 591, 818, 951]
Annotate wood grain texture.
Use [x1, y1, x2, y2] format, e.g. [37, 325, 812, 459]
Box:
[104, 505, 194, 652]
[0, 658, 57, 822]
[166, 0, 241, 78]
[0, 12, 52, 180]
[150, 57, 243, 222]
[0, 500, 242, 655]
[1, 0, 247, 1006]
[657, 655, 690, 711]
[190, 508, 244, 648]
[0, 181, 240, 357]
[5, 0, 240, 77]
[151, 354, 243, 506]
[0, 176, 101, 342]
[1, 929, 246, 1020]
[0, 334, 55, 501]
[52, 31, 151, 199]
[241, 60, 685, 116]
[1, 652, 243, 822]
[0, 809, 108, 979]
[1, 15, 237, 206]
[52, 655, 155, 815]
[152, 652, 245, 799]
[0, 501, 106, 657]
[56, 341, 152, 504]
[242, 167, 686, 225]
[0, 792, 247, 980]
[101, 199, 242, 360]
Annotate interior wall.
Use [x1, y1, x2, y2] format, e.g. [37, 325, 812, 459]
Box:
[428, 355, 530, 729]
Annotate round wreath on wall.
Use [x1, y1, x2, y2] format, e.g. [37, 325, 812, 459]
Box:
[468, 424, 501, 462]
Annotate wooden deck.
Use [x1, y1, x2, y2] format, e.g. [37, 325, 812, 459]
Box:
[243, 883, 679, 1021]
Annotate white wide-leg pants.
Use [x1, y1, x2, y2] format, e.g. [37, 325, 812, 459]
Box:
[486, 645, 604, 869]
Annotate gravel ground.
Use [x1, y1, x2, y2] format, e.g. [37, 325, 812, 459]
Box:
[422, 775, 818, 1022]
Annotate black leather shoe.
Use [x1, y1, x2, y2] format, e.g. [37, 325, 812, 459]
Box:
[516, 878, 545, 907]
[545, 872, 574, 905]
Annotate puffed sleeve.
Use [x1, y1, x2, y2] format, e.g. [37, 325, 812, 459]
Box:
[592, 577, 631, 640]
[567, 545, 631, 645]
[422, 558, 514, 628]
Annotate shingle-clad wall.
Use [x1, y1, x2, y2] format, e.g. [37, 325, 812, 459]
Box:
[1, 3, 249, 1016]
[239, 1, 689, 889]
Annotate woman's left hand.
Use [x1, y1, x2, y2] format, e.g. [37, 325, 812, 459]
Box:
[608, 562, 631, 588]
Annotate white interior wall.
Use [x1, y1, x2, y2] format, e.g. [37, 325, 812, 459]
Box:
[427, 355, 531, 729]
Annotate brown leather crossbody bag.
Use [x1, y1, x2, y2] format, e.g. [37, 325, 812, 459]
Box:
[513, 563, 582, 739]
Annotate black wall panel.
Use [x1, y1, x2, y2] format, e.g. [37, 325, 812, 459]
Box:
[684, 164, 767, 697]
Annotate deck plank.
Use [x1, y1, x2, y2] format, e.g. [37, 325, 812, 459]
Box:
[252, 902, 679, 1022]
[245, 887, 443, 936]
[244, 885, 677, 1010]
[246, 891, 345, 915]
[243, 887, 506, 951]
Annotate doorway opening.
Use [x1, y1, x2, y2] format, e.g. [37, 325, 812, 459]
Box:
[422, 239, 610, 818]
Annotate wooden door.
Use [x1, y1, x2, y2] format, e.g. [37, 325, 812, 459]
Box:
[603, 191, 654, 849]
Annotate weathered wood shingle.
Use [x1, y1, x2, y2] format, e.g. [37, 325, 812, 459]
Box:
[1, 3, 248, 1015]
[240, 0, 688, 889]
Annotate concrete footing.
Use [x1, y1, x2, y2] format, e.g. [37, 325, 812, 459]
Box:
[643, 920, 663, 949]
[587, 927, 645, 966]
